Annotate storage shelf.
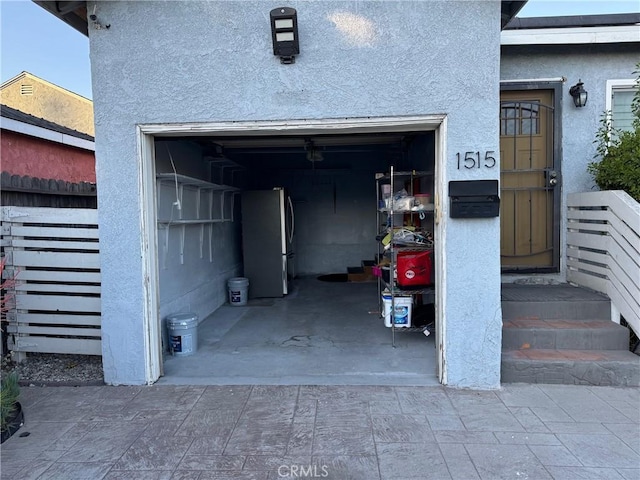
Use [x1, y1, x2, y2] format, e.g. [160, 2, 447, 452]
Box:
[389, 245, 434, 252]
[378, 170, 433, 179]
[377, 166, 436, 347]
[156, 172, 240, 266]
[395, 287, 434, 295]
[157, 219, 229, 226]
[156, 173, 239, 191]
[391, 325, 432, 334]
[379, 204, 435, 214]
[381, 280, 434, 296]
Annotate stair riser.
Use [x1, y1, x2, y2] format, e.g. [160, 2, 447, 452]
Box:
[502, 327, 629, 351]
[502, 300, 610, 321]
[501, 358, 640, 387]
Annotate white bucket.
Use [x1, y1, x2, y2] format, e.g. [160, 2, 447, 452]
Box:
[166, 312, 198, 356]
[228, 277, 249, 306]
[382, 294, 412, 328]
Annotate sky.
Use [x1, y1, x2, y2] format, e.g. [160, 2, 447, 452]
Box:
[1, 0, 639, 101]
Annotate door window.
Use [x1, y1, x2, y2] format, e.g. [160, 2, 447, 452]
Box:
[500, 101, 540, 136]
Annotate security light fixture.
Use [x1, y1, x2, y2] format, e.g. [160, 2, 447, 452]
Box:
[270, 7, 299, 64]
[569, 80, 588, 108]
[89, 4, 110, 30]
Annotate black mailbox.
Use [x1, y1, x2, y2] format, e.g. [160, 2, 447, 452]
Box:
[449, 180, 500, 218]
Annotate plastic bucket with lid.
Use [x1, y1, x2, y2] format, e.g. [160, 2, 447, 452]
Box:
[382, 294, 412, 328]
[228, 277, 249, 306]
[166, 312, 198, 356]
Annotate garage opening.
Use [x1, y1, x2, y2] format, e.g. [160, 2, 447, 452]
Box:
[141, 119, 443, 385]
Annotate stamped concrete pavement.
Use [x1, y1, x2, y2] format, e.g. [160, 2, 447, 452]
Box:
[1, 383, 638, 479]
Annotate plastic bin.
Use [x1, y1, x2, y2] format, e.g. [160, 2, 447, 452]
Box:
[397, 250, 433, 288]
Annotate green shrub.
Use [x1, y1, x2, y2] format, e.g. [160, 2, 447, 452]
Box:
[588, 125, 640, 201]
[588, 63, 640, 202]
[0, 372, 20, 432]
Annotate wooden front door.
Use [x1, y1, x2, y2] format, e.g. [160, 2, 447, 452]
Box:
[500, 90, 558, 271]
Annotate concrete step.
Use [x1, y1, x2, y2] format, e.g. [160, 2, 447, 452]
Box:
[502, 298, 611, 321]
[502, 319, 630, 351]
[501, 284, 610, 321]
[347, 266, 375, 283]
[501, 349, 640, 386]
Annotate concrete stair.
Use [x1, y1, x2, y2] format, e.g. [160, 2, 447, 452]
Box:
[501, 284, 640, 386]
[347, 260, 377, 283]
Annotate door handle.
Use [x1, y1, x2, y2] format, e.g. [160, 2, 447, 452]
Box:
[545, 169, 559, 188]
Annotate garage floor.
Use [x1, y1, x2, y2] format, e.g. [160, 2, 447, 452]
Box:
[159, 276, 438, 386]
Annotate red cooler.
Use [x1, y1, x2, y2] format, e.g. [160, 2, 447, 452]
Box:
[397, 250, 432, 288]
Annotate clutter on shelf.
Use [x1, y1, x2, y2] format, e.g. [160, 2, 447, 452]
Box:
[376, 167, 435, 343]
[379, 227, 433, 250]
[380, 188, 434, 212]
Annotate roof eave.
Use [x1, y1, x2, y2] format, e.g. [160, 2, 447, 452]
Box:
[501, 25, 640, 46]
[501, 1, 529, 29]
[33, 1, 88, 37]
[505, 13, 640, 30]
[35, 1, 525, 36]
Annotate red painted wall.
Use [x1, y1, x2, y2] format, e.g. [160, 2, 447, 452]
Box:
[1, 130, 95, 183]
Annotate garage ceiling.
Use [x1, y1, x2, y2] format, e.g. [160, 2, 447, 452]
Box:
[183, 132, 416, 167]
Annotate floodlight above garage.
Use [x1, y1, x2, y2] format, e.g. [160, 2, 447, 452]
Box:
[270, 7, 299, 64]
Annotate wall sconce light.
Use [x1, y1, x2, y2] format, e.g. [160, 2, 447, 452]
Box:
[270, 7, 299, 64]
[569, 80, 588, 108]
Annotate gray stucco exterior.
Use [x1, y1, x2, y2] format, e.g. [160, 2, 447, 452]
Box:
[89, 1, 503, 387]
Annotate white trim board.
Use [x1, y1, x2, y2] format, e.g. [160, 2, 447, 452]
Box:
[1, 116, 95, 151]
[605, 79, 638, 113]
[501, 25, 640, 45]
[139, 115, 447, 136]
[500, 78, 566, 84]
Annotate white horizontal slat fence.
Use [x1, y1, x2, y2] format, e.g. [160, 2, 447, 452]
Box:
[567, 191, 640, 338]
[1, 206, 102, 357]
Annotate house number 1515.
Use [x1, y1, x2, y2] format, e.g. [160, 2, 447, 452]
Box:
[456, 151, 496, 169]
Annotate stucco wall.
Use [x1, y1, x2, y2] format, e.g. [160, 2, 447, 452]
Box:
[1, 129, 95, 183]
[1, 76, 94, 136]
[90, 0, 503, 387]
[500, 44, 640, 279]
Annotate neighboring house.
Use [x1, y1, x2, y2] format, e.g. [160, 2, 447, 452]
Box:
[35, 1, 639, 388]
[1, 104, 96, 208]
[1, 71, 94, 137]
[1, 101, 97, 359]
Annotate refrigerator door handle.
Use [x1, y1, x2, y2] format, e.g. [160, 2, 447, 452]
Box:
[287, 196, 295, 243]
[282, 254, 288, 294]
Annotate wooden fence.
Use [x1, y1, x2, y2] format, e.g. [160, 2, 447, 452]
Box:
[567, 190, 640, 338]
[1, 206, 101, 357]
